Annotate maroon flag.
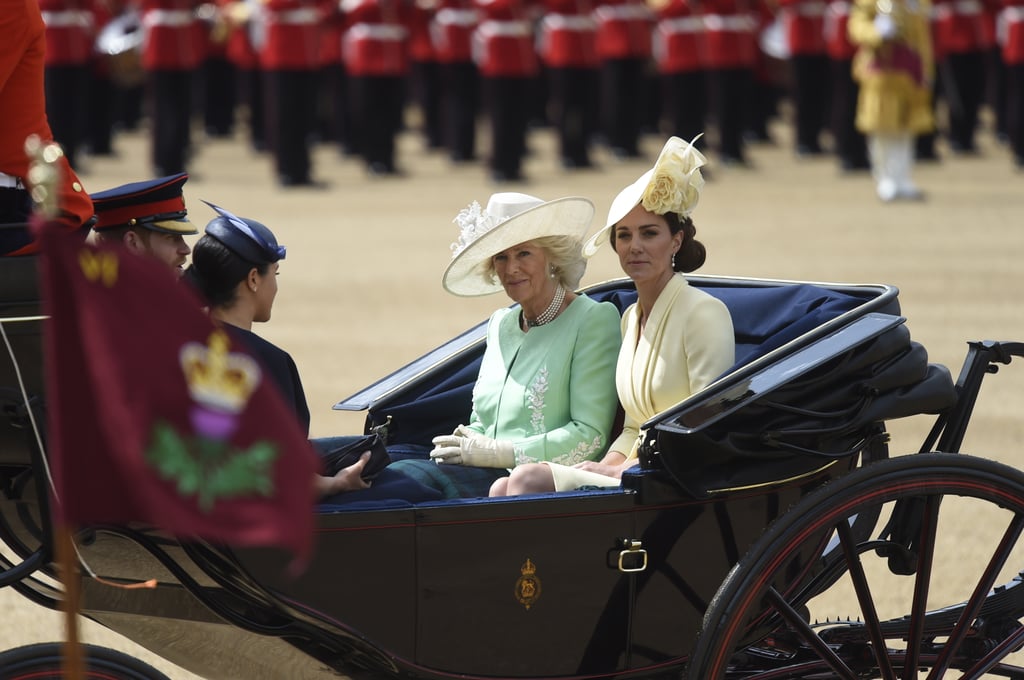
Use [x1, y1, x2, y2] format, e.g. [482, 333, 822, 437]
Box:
[38, 224, 320, 565]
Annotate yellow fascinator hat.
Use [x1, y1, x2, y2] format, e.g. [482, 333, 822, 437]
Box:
[583, 135, 707, 257]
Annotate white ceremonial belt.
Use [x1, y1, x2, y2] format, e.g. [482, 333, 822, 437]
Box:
[826, 3, 851, 18]
[143, 9, 195, 27]
[660, 16, 704, 33]
[1002, 6, 1024, 22]
[703, 14, 756, 31]
[40, 9, 94, 29]
[789, 2, 827, 17]
[952, 0, 982, 14]
[0, 173, 25, 190]
[543, 14, 597, 31]
[349, 23, 408, 40]
[436, 8, 479, 25]
[269, 7, 319, 23]
[478, 19, 532, 36]
[595, 4, 653, 22]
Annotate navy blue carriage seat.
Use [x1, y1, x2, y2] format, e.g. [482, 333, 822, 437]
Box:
[589, 282, 880, 371]
[367, 280, 880, 457]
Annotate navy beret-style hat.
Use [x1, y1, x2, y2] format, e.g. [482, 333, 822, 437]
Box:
[201, 200, 286, 265]
[91, 173, 197, 235]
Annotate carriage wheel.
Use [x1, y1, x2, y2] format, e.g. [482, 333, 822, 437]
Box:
[0, 642, 172, 679]
[688, 452, 1024, 680]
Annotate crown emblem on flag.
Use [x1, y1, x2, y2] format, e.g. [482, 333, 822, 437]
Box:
[180, 331, 260, 415]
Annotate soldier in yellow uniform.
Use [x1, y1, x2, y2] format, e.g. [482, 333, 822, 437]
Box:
[848, 0, 934, 201]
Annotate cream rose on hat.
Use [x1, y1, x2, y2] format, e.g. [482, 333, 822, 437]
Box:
[442, 192, 596, 297]
[583, 135, 707, 257]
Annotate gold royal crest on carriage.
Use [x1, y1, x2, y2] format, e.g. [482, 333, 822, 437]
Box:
[515, 558, 542, 610]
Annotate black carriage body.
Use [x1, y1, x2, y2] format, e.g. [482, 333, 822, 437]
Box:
[0, 268, 958, 680]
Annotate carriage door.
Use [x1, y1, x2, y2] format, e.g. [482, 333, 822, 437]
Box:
[414, 490, 638, 677]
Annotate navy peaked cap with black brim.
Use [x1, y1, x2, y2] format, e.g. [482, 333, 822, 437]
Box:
[91, 173, 196, 235]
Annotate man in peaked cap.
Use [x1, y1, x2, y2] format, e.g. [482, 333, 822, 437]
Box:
[91, 172, 198, 276]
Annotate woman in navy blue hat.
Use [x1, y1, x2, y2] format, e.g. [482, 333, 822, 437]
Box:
[185, 203, 307, 420]
[185, 203, 443, 502]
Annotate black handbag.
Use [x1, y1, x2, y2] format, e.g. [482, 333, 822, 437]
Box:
[321, 433, 391, 480]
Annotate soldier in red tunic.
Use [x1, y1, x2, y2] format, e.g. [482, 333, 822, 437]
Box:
[88, 0, 119, 155]
[594, 0, 654, 158]
[778, 0, 830, 154]
[317, 0, 355, 154]
[140, 0, 205, 175]
[540, 0, 600, 167]
[474, 0, 540, 181]
[825, 0, 869, 169]
[700, 0, 759, 164]
[933, 0, 990, 153]
[411, 0, 446, 150]
[39, 0, 98, 168]
[197, 1, 237, 138]
[432, 0, 481, 161]
[0, 0, 94, 257]
[219, 0, 267, 152]
[999, 0, 1024, 166]
[652, 0, 706, 148]
[95, 0, 147, 138]
[261, 0, 327, 185]
[343, 0, 413, 176]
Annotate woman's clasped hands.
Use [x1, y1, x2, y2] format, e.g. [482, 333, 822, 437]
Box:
[430, 424, 515, 468]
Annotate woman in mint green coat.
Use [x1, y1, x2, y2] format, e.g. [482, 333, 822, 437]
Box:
[390, 192, 622, 498]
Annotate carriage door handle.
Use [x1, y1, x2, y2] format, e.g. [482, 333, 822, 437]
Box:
[617, 539, 648, 573]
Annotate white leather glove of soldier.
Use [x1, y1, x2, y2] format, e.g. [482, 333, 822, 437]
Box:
[430, 424, 515, 468]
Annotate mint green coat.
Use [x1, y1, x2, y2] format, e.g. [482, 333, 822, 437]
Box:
[464, 294, 622, 466]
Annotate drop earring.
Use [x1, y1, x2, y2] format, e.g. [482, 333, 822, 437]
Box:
[671, 253, 676, 269]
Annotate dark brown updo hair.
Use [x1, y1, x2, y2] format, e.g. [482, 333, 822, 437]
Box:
[665, 212, 706, 272]
[608, 210, 707, 273]
[183, 235, 270, 309]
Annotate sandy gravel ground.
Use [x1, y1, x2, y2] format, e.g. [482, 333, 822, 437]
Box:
[1, 111, 1023, 678]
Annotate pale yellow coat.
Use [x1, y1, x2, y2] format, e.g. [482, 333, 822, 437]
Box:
[547, 275, 735, 490]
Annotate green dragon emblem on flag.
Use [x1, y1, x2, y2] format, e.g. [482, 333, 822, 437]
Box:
[146, 330, 280, 511]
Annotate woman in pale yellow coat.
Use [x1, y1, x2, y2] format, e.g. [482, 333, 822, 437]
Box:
[489, 136, 736, 496]
[848, 0, 934, 201]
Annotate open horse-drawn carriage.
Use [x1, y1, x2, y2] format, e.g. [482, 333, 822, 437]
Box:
[2, 249, 1024, 679]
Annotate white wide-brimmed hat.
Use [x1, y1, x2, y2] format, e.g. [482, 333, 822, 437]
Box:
[583, 135, 707, 257]
[442, 192, 595, 296]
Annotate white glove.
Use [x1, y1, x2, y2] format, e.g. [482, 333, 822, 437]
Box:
[430, 425, 515, 468]
[874, 13, 897, 40]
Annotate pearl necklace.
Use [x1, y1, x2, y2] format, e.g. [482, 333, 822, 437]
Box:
[523, 285, 566, 329]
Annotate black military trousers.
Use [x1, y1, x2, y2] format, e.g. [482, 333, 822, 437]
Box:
[149, 69, 194, 175]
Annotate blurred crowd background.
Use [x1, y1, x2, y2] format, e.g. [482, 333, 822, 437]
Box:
[40, 0, 1024, 187]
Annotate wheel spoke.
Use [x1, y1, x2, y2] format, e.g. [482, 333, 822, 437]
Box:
[903, 494, 940, 680]
[925, 513, 1024, 680]
[765, 587, 859, 680]
[836, 519, 897, 680]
